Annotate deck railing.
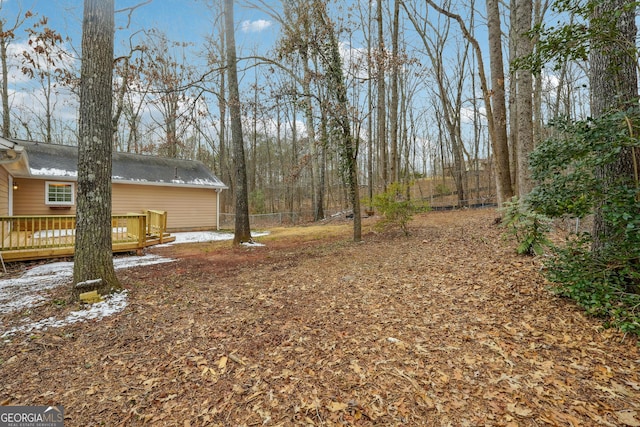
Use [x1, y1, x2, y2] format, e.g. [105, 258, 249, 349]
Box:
[146, 209, 167, 243]
[0, 211, 168, 262]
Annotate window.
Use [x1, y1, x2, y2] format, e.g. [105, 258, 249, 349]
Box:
[45, 181, 74, 206]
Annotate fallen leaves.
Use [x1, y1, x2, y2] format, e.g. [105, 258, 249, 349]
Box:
[0, 209, 639, 426]
[617, 409, 640, 426]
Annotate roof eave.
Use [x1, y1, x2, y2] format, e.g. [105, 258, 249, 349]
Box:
[112, 179, 228, 190]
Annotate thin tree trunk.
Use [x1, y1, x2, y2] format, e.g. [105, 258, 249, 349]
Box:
[508, 0, 518, 191]
[1, 21, 10, 138]
[225, 0, 251, 244]
[218, 69, 228, 213]
[376, 0, 387, 189]
[389, 0, 400, 184]
[316, 5, 361, 241]
[301, 53, 323, 221]
[367, 2, 374, 209]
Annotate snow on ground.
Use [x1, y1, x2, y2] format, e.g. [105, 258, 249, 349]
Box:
[157, 230, 268, 246]
[0, 230, 268, 338]
[1, 291, 128, 339]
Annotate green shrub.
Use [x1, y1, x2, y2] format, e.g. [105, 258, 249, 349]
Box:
[369, 182, 429, 236]
[528, 108, 640, 337]
[546, 235, 640, 336]
[434, 183, 450, 196]
[500, 197, 552, 256]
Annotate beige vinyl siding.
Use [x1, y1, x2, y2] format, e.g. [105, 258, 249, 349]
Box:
[0, 168, 9, 216]
[112, 183, 217, 231]
[13, 178, 77, 216]
[12, 178, 217, 231]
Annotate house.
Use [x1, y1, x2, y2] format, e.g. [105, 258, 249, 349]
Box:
[0, 137, 227, 231]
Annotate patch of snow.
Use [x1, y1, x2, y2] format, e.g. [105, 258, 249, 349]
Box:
[1, 291, 128, 338]
[30, 167, 77, 177]
[113, 253, 174, 270]
[157, 230, 269, 246]
[32, 229, 75, 239]
[0, 255, 173, 316]
[0, 262, 73, 313]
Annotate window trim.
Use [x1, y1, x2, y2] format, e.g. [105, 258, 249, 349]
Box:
[45, 181, 75, 206]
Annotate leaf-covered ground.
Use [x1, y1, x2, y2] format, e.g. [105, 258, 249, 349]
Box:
[1, 209, 639, 426]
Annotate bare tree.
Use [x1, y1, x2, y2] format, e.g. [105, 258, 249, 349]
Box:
[20, 17, 73, 143]
[0, 5, 32, 137]
[224, 0, 252, 244]
[73, 0, 120, 298]
[202, 4, 232, 212]
[424, 0, 514, 205]
[375, 0, 387, 188]
[389, 0, 401, 184]
[315, 3, 361, 241]
[403, 1, 470, 207]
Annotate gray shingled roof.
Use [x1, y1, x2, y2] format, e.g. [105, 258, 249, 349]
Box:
[11, 140, 226, 189]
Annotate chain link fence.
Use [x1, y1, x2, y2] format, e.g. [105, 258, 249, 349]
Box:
[219, 212, 303, 229]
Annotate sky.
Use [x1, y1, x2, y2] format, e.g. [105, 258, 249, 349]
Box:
[0, 229, 267, 339]
[0, 0, 282, 144]
[1, 0, 278, 60]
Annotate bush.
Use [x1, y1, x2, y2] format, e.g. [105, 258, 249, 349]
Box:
[500, 197, 552, 256]
[434, 183, 450, 196]
[546, 235, 640, 336]
[528, 107, 640, 337]
[368, 182, 429, 236]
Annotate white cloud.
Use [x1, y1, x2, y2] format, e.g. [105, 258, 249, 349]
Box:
[460, 106, 487, 124]
[339, 42, 369, 80]
[241, 19, 272, 33]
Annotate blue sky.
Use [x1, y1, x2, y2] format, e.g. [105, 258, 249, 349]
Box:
[0, 0, 282, 142]
[1, 0, 279, 58]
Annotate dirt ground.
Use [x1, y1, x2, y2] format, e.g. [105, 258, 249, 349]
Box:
[1, 209, 639, 426]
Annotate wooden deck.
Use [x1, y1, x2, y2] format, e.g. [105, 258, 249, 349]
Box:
[0, 210, 175, 262]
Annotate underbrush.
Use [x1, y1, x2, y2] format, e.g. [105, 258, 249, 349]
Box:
[502, 108, 640, 339]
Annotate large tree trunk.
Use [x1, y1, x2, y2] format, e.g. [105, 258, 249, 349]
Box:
[487, 0, 514, 204]
[590, 0, 638, 251]
[73, 0, 120, 298]
[515, 0, 534, 197]
[225, 0, 251, 245]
